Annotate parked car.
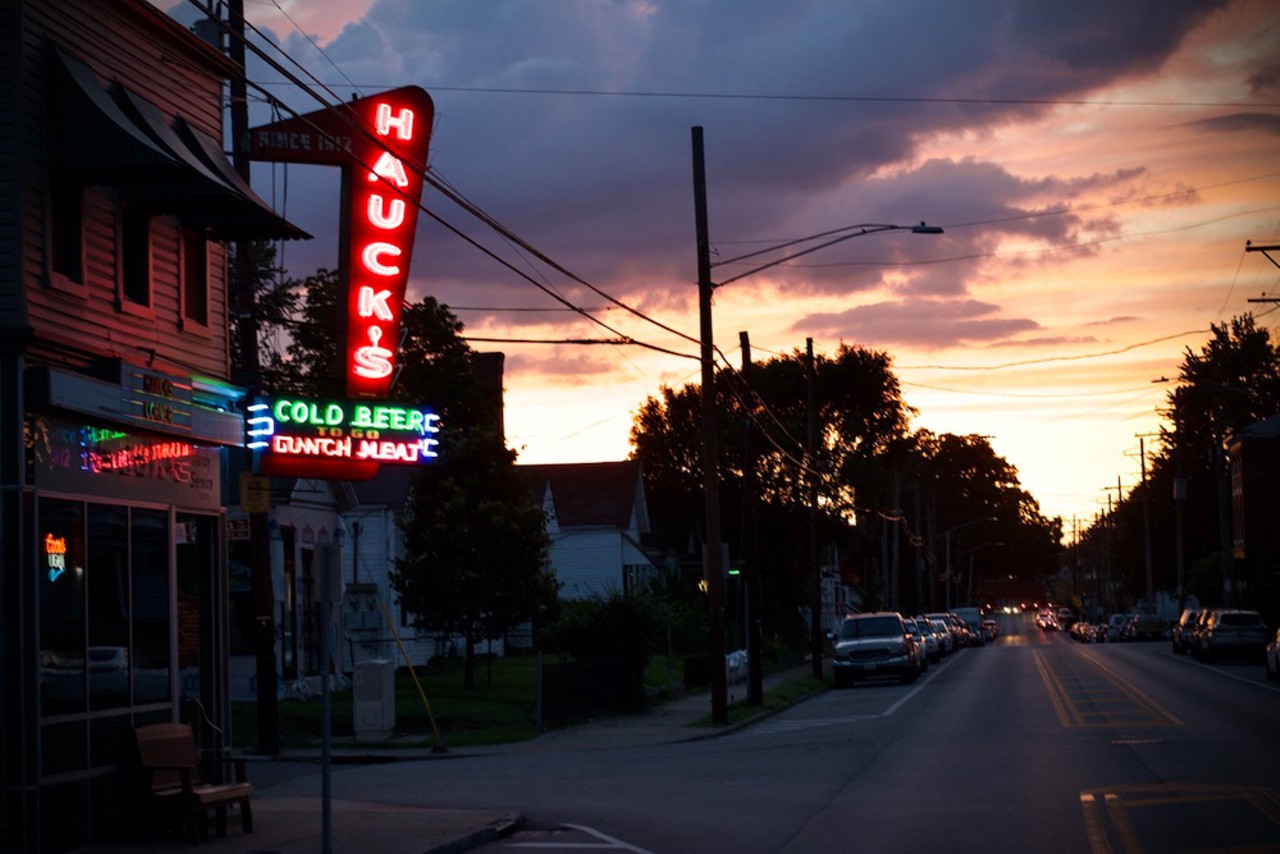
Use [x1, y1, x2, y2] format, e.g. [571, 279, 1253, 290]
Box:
[925, 612, 962, 652]
[922, 616, 954, 656]
[953, 607, 985, 647]
[1107, 614, 1134, 642]
[1056, 606, 1075, 629]
[1195, 609, 1269, 663]
[907, 617, 940, 665]
[901, 617, 931, 670]
[832, 612, 920, 687]
[1188, 609, 1217, 658]
[1266, 628, 1280, 681]
[946, 612, 974, 647]
[1171, 608, 1202, 654]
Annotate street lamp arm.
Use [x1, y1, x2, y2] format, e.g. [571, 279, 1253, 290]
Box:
[941, 515, 997, 538]
[713, 223, 907, 268]
[713, 222, 943, 288]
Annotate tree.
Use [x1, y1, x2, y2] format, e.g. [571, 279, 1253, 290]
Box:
[913, 431, 1061, 607]
[1072, 314, 1280, 612]
[391, 428, 559, 689]
[631, 343, 917, 634]
[250, 255, 550, 687]
[228, 240, 299, 388]
[260, 267, 493, 429]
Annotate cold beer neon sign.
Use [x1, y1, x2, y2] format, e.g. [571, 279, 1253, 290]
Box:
[249, 87, 434, 400]
[246, 395, 441, 472]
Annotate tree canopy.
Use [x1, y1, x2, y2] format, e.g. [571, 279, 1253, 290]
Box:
[1079, 313, 1280, 611]
[243, 255, 557, 686]
[630, 342, 1061, 626]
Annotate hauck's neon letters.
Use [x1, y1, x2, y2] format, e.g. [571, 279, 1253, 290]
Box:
[346, 89, 433, 399]
[246, 87, 435, 401]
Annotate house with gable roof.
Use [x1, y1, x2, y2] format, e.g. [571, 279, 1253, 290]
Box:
[523, 460, 660, 600]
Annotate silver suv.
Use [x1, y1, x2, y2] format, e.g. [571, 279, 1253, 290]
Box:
[832, 612, 920, 687]
[1196, 609, 1268, 662]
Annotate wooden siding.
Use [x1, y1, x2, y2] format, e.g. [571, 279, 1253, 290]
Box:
[0, 1, 25, 330]
[16, 0, 234, 378]
[550, 530, 627, 599]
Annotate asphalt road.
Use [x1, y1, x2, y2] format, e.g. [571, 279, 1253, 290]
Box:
[270, 614, 1280, 853]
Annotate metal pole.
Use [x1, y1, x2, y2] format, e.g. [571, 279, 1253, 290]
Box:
[1140, 437, 1153, 606]
[807, 338, 823, 680]
[226, 0, 279, 757]
[319, 543, 334, 854]
[945, 530, 952, 610]
[692, 127, 727, 724]
[740, 332, 764, 706]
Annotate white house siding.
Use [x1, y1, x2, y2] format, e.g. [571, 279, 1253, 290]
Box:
[342, 505, 433, 669]
[550, 528, 631, 599]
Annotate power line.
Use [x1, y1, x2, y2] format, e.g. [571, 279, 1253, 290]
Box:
[251, 80, 1280, 110]
[898, 329, 1211, 372]
[190, 0, 700, 361]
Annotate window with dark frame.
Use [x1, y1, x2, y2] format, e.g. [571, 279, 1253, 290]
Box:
[181, 228, 208, 326]
[49, 173, 84, 283]
[120, 204, 151, 308]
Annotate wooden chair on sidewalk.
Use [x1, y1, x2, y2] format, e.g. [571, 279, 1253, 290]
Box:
[134, 722, 254, 844]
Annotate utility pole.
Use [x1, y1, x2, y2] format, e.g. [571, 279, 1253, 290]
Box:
[806, 338, 823, 681]
[226, 0, 279, 756]
[739, 332, 763, 706]
[691, 127, 727, 724]
[1137, 433, 1158, 607]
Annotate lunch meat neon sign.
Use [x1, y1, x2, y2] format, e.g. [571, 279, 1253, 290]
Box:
[248, 87, 434, 399]
[247, 396, 441, 471]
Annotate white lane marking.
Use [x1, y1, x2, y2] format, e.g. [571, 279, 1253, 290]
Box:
[746, 654, 959, 736]
[1166, 648, 1280, 694]
[506, 825, 655, 853]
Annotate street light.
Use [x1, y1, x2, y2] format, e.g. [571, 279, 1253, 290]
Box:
[692, 126, 944, 724]
[941, 516, 996, 609]
[962, 541, 1005, 605]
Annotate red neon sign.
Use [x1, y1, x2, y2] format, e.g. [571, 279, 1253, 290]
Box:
[248, 87, 434, 400]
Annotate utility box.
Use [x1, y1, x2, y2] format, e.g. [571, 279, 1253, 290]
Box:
[353, 659, 396, 741]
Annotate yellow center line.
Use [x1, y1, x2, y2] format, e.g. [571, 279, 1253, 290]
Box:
[1033, 648, 1182, 729]
[1033, 649, 1078, 726]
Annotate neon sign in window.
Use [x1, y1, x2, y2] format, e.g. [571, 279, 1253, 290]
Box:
[45, 533, 68, 582]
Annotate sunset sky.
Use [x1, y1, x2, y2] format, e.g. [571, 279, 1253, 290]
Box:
[163, 0, 1280, 531]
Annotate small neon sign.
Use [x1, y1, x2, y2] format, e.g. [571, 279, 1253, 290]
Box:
[45, 533, 68, 582]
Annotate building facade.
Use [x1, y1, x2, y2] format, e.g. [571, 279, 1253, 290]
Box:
[1228, 415, 1280, 628]
[0, 1, 302, 848]
[525, 461, 659, 600]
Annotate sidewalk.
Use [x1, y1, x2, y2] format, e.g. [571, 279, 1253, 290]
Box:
[94, 664, 821, 854]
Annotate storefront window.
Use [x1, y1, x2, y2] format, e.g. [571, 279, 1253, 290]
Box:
[87, 505, 128, 710]
[40, 500, 174, 718]
[39, 499, 86, 716]
[131, 508, 170, 704]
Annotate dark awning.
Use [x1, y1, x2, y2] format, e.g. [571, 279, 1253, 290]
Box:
[177, 119, 311, 240]
[46, 47, 309, 241]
